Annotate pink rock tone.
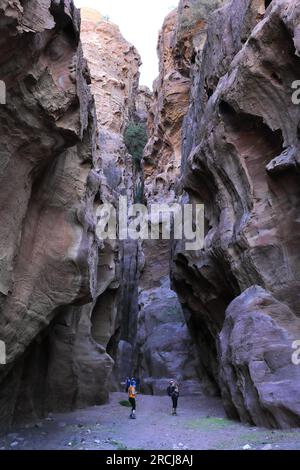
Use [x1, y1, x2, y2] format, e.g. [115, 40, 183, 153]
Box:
[0, 1, 122, 429]
[80, 8, 147, 389]
[143, 1, 225, 204]
[1, 0, 300, 434]
[143, 8, 189, 204]
[80, 7, 146, 201]
[80, 8, 141, 134]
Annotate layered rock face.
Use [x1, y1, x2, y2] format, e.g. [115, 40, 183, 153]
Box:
[134, 2, 223, 395]
[144, 0, 225, 203]
[0, 0, 122, 429]
[171, 0, 300, 428]
[80, 9, 147, 388]
[2, 0, 299, 434]
[80, 7, 141, 192]
[143, 8, 187, 204]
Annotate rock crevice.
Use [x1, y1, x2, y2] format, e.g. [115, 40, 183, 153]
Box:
[171, 0, 300, 428]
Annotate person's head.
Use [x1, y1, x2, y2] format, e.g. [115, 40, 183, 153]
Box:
[169, 380, 175, 386]
[130, 377, 136, 386]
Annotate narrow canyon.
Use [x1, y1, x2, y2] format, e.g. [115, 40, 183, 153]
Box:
[0, 0, 300, 447]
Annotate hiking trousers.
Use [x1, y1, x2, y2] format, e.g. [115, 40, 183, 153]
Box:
[172, 395, 178, 409]
[129, 397, 136, 411]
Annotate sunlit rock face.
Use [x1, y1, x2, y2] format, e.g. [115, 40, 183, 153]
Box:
[143, 8, 189, 205]
[0, 0, 123, 430]
[80, 7, 141, 174]
[80, 8, 148, 389]
[171, 0, 300, 428]
[144, 0, 226, 204]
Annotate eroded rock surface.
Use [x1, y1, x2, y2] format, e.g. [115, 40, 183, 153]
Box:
[0, 1, 131, 429]
[144, 0, 226, 203]
[136, 2, 217, 394]
[135, 277, 202, 396]
[80, 8, 147, 390]
[2, 0, 299, 434]
[81, 7, 141, 192]
[219, 286, 300, 428]
[171, 0, 300, 427]
[143, 8, 189, 204]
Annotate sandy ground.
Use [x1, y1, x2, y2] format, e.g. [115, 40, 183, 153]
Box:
[1, 392, 300, 450]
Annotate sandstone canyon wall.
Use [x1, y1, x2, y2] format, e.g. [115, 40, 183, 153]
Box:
[80, 8, 147, 389]
[0, 0, 142, 430]
[134, 2, 228, 396]
[171, 0, 300, 428]
[1, 0, 300, 434]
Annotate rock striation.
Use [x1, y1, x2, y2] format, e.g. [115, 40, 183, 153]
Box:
[80, 6, 141, 190]
[171, 0, 300, 428]
[144, 0, 225, 204]
[135, 2, 222, 395]
[80, 8, 147, 390]
[2, 0, 299, 433]
[0, 0, 103, 428]
[0, 0, 140, 430]
[143, 8, 188, 204]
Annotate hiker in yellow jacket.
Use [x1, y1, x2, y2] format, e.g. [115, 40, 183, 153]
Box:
[128, 377, 137, 419]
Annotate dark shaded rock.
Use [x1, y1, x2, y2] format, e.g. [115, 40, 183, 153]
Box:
[171, 0, 300, 427]
[134, 277, 203, 396]
[219, 286, 300, 428]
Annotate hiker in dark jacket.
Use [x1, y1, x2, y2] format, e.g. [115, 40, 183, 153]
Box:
[167, 380, 179, 415]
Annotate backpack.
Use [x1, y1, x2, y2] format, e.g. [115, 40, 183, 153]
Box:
[128, 385, 136, 398]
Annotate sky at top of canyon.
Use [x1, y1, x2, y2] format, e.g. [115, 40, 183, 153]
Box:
[74, 0, 177, 89]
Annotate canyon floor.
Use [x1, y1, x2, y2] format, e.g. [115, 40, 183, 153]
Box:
[1, 393, 300, 451]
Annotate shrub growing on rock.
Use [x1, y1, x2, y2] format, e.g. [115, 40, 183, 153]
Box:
[124, 122, 148, 168]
